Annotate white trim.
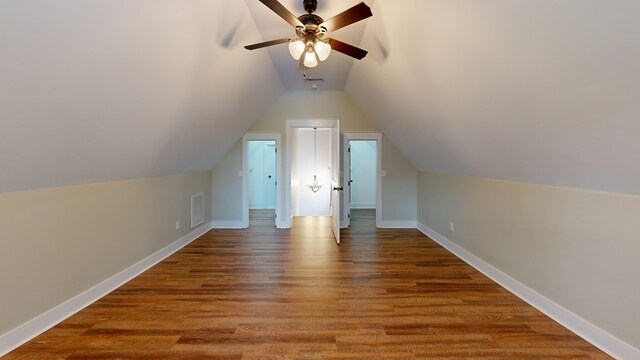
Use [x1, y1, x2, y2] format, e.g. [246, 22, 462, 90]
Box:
[242, 133, 282, 229]
[379, 220, 417, 228]
[343, 132, 383, 228]
[416, 222, 639, 360]
[211, 221, 244, 229]
[350, 204, 377, 209]
[0, 222, 213, 357]
[278, 218, 291, 229]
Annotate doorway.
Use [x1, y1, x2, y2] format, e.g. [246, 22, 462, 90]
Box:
[291, 128, 331, 217]
[343, 132, 382, 228]
[248, 140, 276, 226]
[242, 133, 282, 228]
[285, 119, 341, 244]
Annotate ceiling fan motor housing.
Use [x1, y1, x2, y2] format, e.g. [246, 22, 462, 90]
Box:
[303, 0, 317, 13]
[298, 13, 323, 25]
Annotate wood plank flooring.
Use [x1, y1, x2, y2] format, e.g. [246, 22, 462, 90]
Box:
[349, 209, 376, 228]
[249, 209, 276, 228]
[5, 217, 610, 359]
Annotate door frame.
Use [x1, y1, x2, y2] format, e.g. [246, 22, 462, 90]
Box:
[284, 119, 339, 229]
[242, 132, 282, 228]
[343, 132, 383, 228]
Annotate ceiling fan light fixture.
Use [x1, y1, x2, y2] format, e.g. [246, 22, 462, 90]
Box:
[245, 0, 373, 69]
[303, 47, 318, 68]
[288, 39, 305, 60]
[314, 40, 331, 61]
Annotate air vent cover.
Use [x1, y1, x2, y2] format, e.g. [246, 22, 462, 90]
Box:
[191, 193, 205, 228]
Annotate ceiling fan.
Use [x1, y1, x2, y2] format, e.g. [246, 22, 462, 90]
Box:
[245, 0, 373, 69]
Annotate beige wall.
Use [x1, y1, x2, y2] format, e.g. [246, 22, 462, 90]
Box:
[0, 171, 212, 335]
[382, 136, 417, 222]
[417, 171, 640, 349]
[212, 141, 243, 223]
[250, 91, 378, 134]
[212, 90, 417, 224]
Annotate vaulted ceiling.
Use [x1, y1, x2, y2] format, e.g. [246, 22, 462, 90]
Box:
[345, 0, 640, 196]
[2, 0, 639, 196]
[1, 0, 283, 192]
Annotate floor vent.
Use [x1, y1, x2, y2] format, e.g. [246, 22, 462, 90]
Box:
[191, 192, 205, 228]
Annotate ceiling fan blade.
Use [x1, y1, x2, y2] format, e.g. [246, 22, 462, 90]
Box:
[320, 2, 372, 33]
[244, 37, 291, 50]
[328, 39, 368, 60]
[258, 0, 304, 28]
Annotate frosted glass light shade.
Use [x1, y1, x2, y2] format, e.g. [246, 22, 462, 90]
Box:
[288, 39, 305, 60]
[304, 49, 318, 68]
[314, 41, 331, 61]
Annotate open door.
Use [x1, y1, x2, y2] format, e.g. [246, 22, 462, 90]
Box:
[343, 138, 351, 228]
[330, 123, 341, 244]
[264, 142, 277, 210]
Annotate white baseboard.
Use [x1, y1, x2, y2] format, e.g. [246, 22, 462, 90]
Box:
[350, 204, 376, 209]
[379, 220, 417, 228]
[277, 219, 291, 229]
[0, 221, 213, 357]
[416, 222, 639, 360]
[211, 221, 244, 229]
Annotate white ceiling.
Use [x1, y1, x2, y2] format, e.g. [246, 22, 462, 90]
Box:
[0, 0, 283, 193]
[346, 0, 640, 196]
[244, 0, 374, 91]
[2, 0, 640, 197]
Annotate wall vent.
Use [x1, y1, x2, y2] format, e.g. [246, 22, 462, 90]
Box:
[190, 192, 205, 229]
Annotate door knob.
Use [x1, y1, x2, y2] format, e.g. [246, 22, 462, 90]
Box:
[333, 187, 344, 191]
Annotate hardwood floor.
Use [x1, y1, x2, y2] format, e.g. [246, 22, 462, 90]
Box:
[249, 209, 276, 228]
[349, 209, 376, 228]
[5, 217, 610, 359]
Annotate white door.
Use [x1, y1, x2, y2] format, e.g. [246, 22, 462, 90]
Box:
[264, 142, 277, 209]
[330, 123, 341, 244]
[343, 138, 352, 228]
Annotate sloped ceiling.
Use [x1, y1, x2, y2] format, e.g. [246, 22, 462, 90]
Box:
[0, 0, 283, 193]
[3, 0, 639, 196]
[346, 0, 640, 196]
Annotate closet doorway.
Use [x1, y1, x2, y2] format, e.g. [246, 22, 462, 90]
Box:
[342, 132, 382, 228]
[242, 133, 282, 228]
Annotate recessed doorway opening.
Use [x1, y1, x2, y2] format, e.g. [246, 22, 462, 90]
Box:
[242, 133, 282, 229]
[291, 128, 332, 217]
[343, 132, 382, 228]
[248, 140, 276, 227]
[285, 119, 341, 244]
